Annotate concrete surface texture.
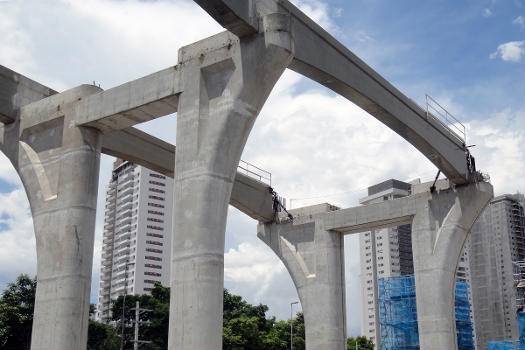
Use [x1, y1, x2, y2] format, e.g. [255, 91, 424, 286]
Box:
[258, 204, 347, 350]
[0, 76, 103, 349]
[168, 14, 293, 350]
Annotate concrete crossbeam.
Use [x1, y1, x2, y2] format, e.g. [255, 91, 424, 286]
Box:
[75, 66, 181, 133]
[322, 196, 416, 233]
[102, 128, 274, 222]
[0, 65, 56, 125]
[192, 0, 472, 184]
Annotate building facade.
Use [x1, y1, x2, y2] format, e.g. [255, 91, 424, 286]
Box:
[96, 159, 174, 322]
[468, 194, 525, 349]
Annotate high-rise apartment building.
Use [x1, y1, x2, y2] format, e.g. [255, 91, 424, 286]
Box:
[468, 194, 525, 349]
[96, 159, 174, 322]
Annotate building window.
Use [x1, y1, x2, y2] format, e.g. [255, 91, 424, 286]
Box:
[146, 232, 164, 239]
[147, 225, 163, 231]
[144, 279, 159, 284]
[148, 202, 165, 209]
[146, 248, 163, 254]
[145, 256, 162, 261]
[149, 180, 166, 187]
[147, 217, 164, 223]
[146, 240, 163, 246]
[149, 188, 165, 194]
[145, 263, 162, 269]
[147, 210, 164, 216]
[145, 271, 162, 277]
[148, 195, 164, 201]
[150, 173, 166, 179]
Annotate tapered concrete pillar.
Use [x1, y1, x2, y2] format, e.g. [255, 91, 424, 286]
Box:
[0, 84, 102, 350]
[169, 14, 294, 350]
[412, 181, 493, 350]
[258, 204, 346, 350]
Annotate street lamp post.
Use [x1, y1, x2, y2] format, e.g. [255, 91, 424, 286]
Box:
[290, 301, 298, 350]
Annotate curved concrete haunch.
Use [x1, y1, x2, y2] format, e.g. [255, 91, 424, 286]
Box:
[257, 204, 347, 350]
[411, 181, 493, 349]
[168, 13, 294, 350]
[0, 76, 102, 350]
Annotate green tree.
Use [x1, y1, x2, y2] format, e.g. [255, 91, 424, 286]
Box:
[0, 274, 36, 350]
[223, 289, 273, 350]
[87, 320, 120, 350]
[347, 336, 375, 350]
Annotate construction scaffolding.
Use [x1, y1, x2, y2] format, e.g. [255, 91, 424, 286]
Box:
[513, 261, 525, 311]
[378, 276, 419, 350]
[378, 275, 474, 350]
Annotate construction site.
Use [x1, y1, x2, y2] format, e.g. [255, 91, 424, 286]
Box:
[377, 275, 475, 350]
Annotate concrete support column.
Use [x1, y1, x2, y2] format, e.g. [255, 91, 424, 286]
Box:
[6, 85, 103, 350]
[412, 181, 493, 350]
[169, 15, 294, 350]
[258, 204, 346, 350]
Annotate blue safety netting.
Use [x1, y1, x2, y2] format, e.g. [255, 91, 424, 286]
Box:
[487, 340, 522, 350]
[378, 276, 419, 350]
[378, 275, 474, 350]
[455, 281, 475, 350]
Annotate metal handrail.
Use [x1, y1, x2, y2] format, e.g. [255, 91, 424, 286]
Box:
[237, 159, 272, 186]
[425, 94, 466, 144]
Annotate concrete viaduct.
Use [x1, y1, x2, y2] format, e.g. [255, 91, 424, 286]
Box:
[0, 1, 492, 349]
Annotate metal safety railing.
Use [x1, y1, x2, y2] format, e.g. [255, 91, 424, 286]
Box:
[425, 94, 466, 145]
[237, 159, 272, 186]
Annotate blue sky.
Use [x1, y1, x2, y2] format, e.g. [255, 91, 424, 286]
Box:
[0, 0, 523, 338]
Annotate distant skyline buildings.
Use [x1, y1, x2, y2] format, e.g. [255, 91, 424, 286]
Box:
[96, 159, 173, 322]
[468, 193, 525, 349]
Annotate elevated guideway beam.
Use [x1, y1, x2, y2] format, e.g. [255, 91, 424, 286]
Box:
[193, 0, 472, 185]
[102, 128, 275, 222]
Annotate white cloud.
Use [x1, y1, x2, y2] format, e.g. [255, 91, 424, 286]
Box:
[466, 109, 525, 194]
[292, 0, 336, 31]
[490, 41, 524, 62]
[513, 15, 524, 29]
[0, 187, 36, 291]
[482, 8, 492, 17]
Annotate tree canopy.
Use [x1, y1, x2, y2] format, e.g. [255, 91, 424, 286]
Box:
[347, 336, 375, 350]
[0, 274, 36, 350]
[0, 274, 373, 350]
